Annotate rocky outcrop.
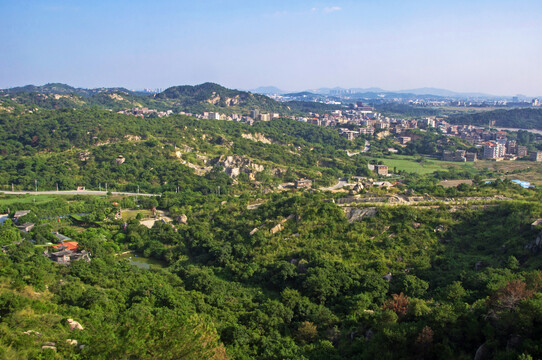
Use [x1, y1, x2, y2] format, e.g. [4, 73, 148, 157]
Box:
[124, 134, 141, 141]
[525, 229, 542, 253]
[66, 339, 78, 346]
[42, 342, 57, 351]
[270, 223, 283, 234]
[23, 330, 42, 336]
[241, 133, 273, 144]
[177, 214, 188, 224]
[343, 207, 378, 222]
[214, 155, 264, 178]
[67, 318, 84, 331]
[115, 155, 125, 165]
[78, 151, 90, 161]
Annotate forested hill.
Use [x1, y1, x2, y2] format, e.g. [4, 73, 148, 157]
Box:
[0, 83, 135, 97]
[0, 82, 299, 115]
[448, 108, 542, 130]
[0, 108, 367, 193]
[154, 82, 291, 114]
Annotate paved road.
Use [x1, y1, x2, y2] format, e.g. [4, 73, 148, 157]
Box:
[321, 178, 356, 191]
[0, 190, 160, 197]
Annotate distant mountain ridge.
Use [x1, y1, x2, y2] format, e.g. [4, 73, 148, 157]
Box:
[3, 82, 136, 97]
[250, 86, 286, 95]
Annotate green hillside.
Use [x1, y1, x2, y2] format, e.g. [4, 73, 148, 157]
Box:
[1, 104, 542, 360]
[448, 108, 542, 129]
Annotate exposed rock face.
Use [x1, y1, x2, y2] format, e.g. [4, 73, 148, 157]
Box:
[241, 133, 272, 144]
[207, 94, 221, 105]
[115, 155, 125, 165]
[78, 151, 90, 161]
[214, 155, 264, 178]
[42, 343, 57, 351]
[67, 318, 84, 331]
[343, 207, 377, 222]
[124, 134, 141, 141]
[270, 223, 283, 234]
[205, 93, 241, 106]
[23, 330, 42, 336]
[525, 229, 542, 253]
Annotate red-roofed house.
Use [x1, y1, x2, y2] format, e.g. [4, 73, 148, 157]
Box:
[53, 241, 79, 251]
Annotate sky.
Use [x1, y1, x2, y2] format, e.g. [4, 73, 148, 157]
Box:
[1, 0, 542, 96]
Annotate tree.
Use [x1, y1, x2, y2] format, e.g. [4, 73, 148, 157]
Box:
[383, 293, 410, 317]
[0, 220, 21, 245]
[296, 321, 318, 344]
[488, 280, 533, 312]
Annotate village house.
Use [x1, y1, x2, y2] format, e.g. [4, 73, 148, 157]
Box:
[374, 165, 389, 176]
[16, 223, 34, 232]
[13, 210, 31, 223]
[46, 241, 90, 265]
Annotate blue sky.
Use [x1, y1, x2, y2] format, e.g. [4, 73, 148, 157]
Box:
[1, 0, 541, 95]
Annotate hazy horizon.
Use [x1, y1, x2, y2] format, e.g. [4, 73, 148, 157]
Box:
[2, 0, 542, 96]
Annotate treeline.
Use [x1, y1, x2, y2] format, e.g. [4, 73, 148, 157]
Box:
[374, 103, 441, 118]
[448, 108, 542, 130]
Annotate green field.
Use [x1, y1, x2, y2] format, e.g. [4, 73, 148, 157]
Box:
[0, 194, 59, 206]
[371, 156, 474, 174]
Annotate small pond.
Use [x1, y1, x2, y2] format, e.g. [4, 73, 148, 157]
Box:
[118, 251, 166, 269]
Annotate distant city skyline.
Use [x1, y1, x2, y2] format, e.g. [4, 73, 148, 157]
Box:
[2, 0, 542, 96]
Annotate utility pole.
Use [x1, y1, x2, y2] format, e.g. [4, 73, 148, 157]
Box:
[99, 183, 101, 191]
[56, 182, 59, 192]
[105, 183, 107, 192]
[12, 183, 14, 192]
[35, 180, 37, 192]
[137, 185, 139, 195]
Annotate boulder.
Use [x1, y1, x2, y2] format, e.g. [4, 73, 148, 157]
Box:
[67, 318, 84, 331]
[270, 223, 283, 234]
[177, 214, 188, 224]
[23, 330, 42, 336]
[474, 343, 489, 360]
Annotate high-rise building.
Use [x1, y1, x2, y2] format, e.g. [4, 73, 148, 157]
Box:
[506, 140, 517, 154]
[530, 151, 542, 162]
[259, 113, 271, 121]
[483, 142, 505, 159]
[517, 145, 528, 157]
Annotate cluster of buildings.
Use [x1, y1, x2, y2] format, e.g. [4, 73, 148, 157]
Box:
[294, 108, 542, 163]
[118, 107, 174, 118]
[180, 109, 282, 124]
[1, 209, 91, 265]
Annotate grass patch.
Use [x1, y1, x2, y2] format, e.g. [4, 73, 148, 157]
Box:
[0, 195, 59, 206]
[121, 209, 153, 220]
[370, 156, 474, 175]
